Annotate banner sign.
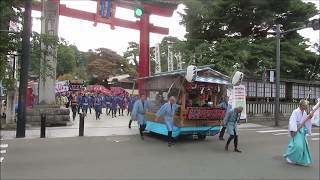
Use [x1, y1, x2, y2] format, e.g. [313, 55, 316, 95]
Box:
[55, 81, 69, 93]
[228, 85, 247, 120]
[187, 107, 225, 120]
[154, 43, 161, 74]
[69, 80, 84, 91]
[167, 44, 174, 72]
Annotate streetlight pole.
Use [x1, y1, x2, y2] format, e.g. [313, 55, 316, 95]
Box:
[274, 24, 281, 126]
[16, 0, 32, 138]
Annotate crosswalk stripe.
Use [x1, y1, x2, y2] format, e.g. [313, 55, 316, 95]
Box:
[0, 144, 8, 148]
[0, 150, 6, 154]
[312, 138, 319, 141]
[256, 129, 287, 133]
[0, 157, 4, 163]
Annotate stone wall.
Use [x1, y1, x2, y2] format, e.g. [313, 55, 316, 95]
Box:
[26, 105, 71, 126]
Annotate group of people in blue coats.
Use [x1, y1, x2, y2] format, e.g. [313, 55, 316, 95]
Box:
[68, 92, 137, 120]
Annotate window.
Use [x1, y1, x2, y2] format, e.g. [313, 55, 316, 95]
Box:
[280, 83, 286, 98]
[271, 83, 276, 98]
[298, 85, 305, 99]
[316, 86, 320, 99]
[247, 81, 256, 97]
[257, 82, 264, 97]
[265, 83, 271, 97]
[292, 85, 299, 99]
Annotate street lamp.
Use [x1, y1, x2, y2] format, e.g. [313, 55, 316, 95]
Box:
[273, 18, 320, 126]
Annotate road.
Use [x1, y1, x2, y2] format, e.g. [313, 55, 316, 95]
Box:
[1, 119, 319, 180]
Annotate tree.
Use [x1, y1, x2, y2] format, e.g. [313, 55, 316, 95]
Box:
[86, 48, 123, 80]
[56, 42, 76, 76]
[123, 41, 139, 66]
[0, 0, 22, 89]
[180, 0, 320, 79]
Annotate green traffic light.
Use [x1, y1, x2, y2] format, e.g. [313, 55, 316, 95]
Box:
[135, 7, 144, 17]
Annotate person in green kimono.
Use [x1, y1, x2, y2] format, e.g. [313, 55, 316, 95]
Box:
[224, 106, 243, 153]
[284, 100, 316, 166]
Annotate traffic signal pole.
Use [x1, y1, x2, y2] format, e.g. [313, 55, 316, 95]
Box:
[16, 0, 32, 138]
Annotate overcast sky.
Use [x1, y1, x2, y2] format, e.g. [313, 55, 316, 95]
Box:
[31, 0, 319, 55]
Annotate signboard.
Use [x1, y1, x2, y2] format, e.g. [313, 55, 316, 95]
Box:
[154, 43, 161, 74]
[269, 70, 275, 83]
[167, 44, 174, 72]
[228, 84, 247, 121]
[69, 80, 83, 91]
[187, 107, 225, 120]
[55, 81, 69, 93]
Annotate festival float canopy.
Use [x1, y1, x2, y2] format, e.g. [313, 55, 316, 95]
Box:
[87, 85, 112, 96]
[110, 87, 127, 96]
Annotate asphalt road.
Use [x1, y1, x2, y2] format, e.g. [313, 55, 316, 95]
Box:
[1, 126, 319, 180]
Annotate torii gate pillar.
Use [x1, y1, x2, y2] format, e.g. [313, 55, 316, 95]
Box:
[138, 13, 150, 93]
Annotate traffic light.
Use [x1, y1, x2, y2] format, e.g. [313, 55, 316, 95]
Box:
[134, 6, 144, 17]
[308, 19, 320, 30]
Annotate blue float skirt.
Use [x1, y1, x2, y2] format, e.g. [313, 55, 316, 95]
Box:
[146, 120, 222, 138]
[283, 127, 312, 166]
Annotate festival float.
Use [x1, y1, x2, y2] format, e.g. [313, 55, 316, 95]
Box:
[142, 66, 233, 139]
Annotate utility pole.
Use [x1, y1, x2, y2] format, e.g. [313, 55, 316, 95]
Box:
[16, 0, 32, 138]
[273, 18, 319, 126]
[274, 24, 281, 127]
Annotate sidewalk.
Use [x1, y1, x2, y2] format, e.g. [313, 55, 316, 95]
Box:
[1, 112, 139, 140]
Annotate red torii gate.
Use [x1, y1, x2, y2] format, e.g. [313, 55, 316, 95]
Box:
[32, 0, 177, 92]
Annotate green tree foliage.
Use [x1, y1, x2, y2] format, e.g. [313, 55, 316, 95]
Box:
[0, 0, 22, 89]
[86, 48, 123, 80]
[57, 42, 76, 76]
[180, 0, 319, 79]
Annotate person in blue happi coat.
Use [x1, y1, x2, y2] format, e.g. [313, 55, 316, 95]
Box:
[94, 93, 103, 120]
[88, 94, 94, 114]
[128, 95, 136, 128]
[131, 94, 150, 139]
[118, 96, 125, 116]
[224, 106, 243, 153]
[81, 93, 90, 115]
[104, 95, 111, 115]
[155, 96, 180, 147]
[218, 95, 233, 140]
[109, 96, 118, 118]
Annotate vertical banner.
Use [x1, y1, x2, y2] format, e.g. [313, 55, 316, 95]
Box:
[154, 43, 161, 74]
[228, 85, 247, 121]
[176, 52, 182, 70]
[167, 44, 174, 72]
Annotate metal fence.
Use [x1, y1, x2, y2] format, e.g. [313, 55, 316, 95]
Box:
[246, 102, 314, 116]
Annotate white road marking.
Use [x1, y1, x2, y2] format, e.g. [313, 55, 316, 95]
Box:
[309, 133, 320, 136]
[273, 132, 289, 136]
[0, 157, 4, 163]
[0, 144, 8, 148]
[256, 129, 287, 133]
[311, 138, 319, 141]
[0, 150, 6, 154]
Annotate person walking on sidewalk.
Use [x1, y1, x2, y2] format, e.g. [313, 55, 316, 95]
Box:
[224, 106, 243, 153]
